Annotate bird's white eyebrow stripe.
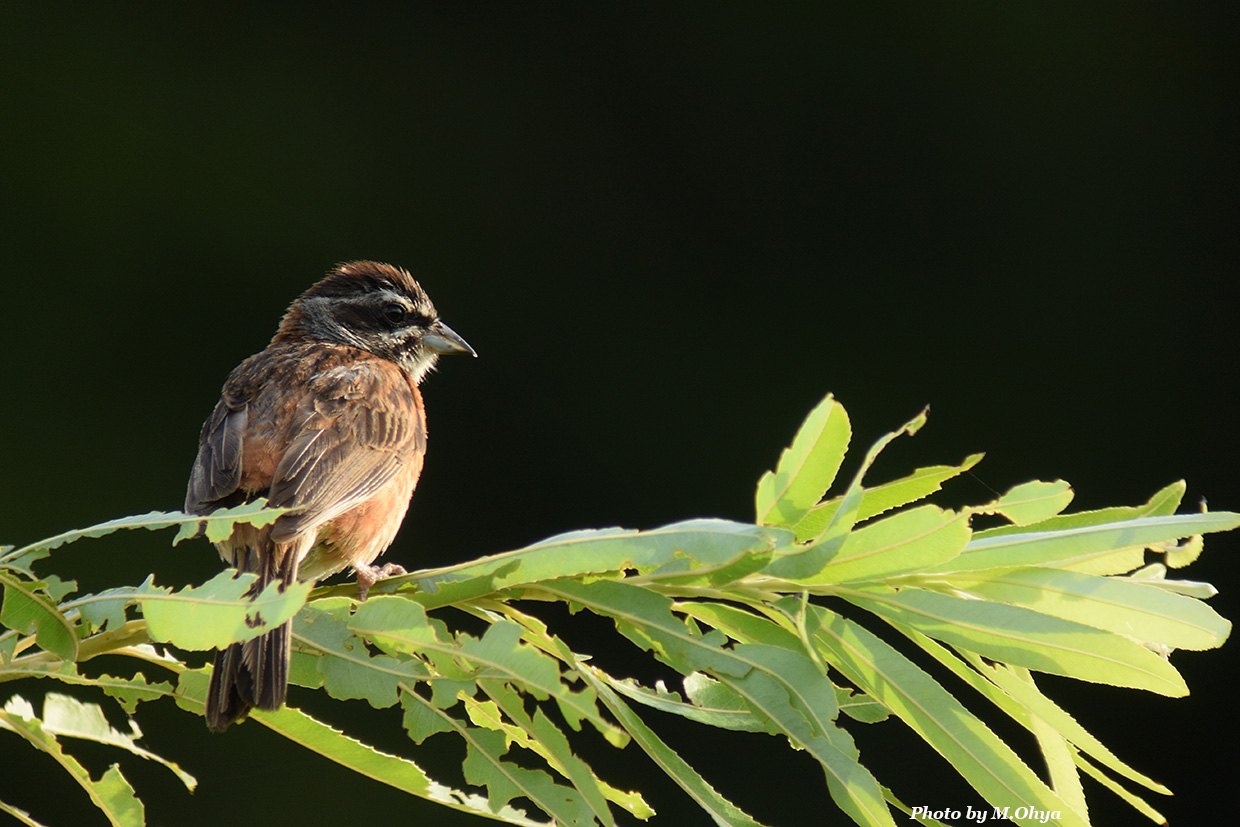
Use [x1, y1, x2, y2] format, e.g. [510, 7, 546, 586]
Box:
[373, 287, 435, 318]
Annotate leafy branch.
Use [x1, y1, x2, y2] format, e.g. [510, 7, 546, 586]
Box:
[1, 394, 1233, 826]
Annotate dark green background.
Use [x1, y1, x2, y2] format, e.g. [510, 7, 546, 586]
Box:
[2, 4, 1236, 825]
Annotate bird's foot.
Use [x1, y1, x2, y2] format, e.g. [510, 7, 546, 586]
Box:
[355, 562, 408, 601]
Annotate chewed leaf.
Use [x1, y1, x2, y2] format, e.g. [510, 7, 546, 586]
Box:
[174, 499, 293, 545]
[0, 698, 146, 827]
[254, 703, 554, 826]
[39, 693, 196, 790]
[595, 671, 767, 732]
[0, 572, 78, 661]
[0, 502, 292, 568]
[138, 571, 310, 650]
[794, 453, 983, 541]
[1164, 534, 1204, 568]
[3, 510, 195, 561]
[579, 666, 769, 827]
[396, 519, 791, 608]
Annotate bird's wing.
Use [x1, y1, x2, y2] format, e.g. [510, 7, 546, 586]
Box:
[185, 397, 249, 513]
[266, 361, 424, 543]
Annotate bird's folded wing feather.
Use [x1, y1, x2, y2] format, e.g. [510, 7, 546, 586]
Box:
[267, 362, 422, 542]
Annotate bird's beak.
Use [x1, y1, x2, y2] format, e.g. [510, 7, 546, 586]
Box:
[424, 321, 477, 357]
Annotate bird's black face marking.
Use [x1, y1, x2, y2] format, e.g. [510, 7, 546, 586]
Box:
[381, 302, 407, 326]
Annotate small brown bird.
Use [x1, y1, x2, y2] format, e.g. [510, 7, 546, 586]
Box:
[185, 261, 475, 731]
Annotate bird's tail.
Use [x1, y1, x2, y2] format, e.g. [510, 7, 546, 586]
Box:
[206, 546, 299, 732]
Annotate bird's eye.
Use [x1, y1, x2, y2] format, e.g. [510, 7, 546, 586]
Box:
[381, 303, 407, 325]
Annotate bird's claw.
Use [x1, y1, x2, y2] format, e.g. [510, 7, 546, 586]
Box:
[355, 562, 408, 601]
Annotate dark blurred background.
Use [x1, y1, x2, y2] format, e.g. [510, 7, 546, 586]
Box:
[1, 4, 1236, 825]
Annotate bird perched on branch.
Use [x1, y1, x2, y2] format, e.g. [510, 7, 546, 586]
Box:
[185, 260, 475, 731]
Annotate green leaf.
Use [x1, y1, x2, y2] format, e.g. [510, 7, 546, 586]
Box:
[764, 406, 929, 580]
[792, 453, 983, 541]
[549, 581, 893, 826]
[3, 510, 196, 561]
[926, 512, 1240, 575]
[0, 571, 78, 661]
[467, 687, 623, 827]
[185, 499, 292, 545]
[477, 602, 631, 748]
[256, 702, 553, 826]
[1073, 751, 1166, 824]
[841, 586, 1189, 696]
[41, 575, 78, 603]
[971, 480, 1187, 541]
[676, 601, 801, 650]
[461, 725, 594, 824]
[395, 520, 792, 609]
[880, 623, 1170, 818]
[683, 673, 770, 732]
[0, 697, 145, 827]
[942, 567, 1230, 651]
[401, 690, 456, 743]
[457, 620, 607, 737]
[294, 600, 429, 708]
[348, 597, 617, 741]
[530, 708, 629, 825]
[0, 797, 49, 827]
[755, 393, 851, 526]
[93, 673, 178, 715]
[75, 586, 139, 633]
[1124, 565, 1219, 599]
[596, 671, 767, 732]
[969, 657, 1170, 796]
[544, 580, 732, 677]
[0, 502, 289, 565]
[24, 663, 180, 716]
[1026, 698, 1088, 822]
[37, 693, 196, 790]
[810, 609, 1088, 826]
[136, 571, 311, 650]
[976, 480, 1075, 526]
[578, 665, 771, 827]
[1164, 534, 1203, 568]
[834, 686, 890, 724]
[715, 647, 896, 827]
[797, 505, 971, 585]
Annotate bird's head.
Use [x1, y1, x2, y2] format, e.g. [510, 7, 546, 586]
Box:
[274, 260, 476, 383]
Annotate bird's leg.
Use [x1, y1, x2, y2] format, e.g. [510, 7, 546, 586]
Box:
[354, 562, 408, 601]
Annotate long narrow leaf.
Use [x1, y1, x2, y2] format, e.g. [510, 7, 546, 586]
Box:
[256, 700, 552, 826]
[840, 586, 1189, 696]
[887, 624, 1172, 801]
[929, 513, 1240, 574]
[578, 664, 771, 827]
[940, 567, 1230, 651]
[810, 608, 1088, 826]
[0, 698, 144, 827]
[374, 520, 791, 609]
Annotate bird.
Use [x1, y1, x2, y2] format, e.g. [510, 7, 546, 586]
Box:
[184, 260, 475, 732]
